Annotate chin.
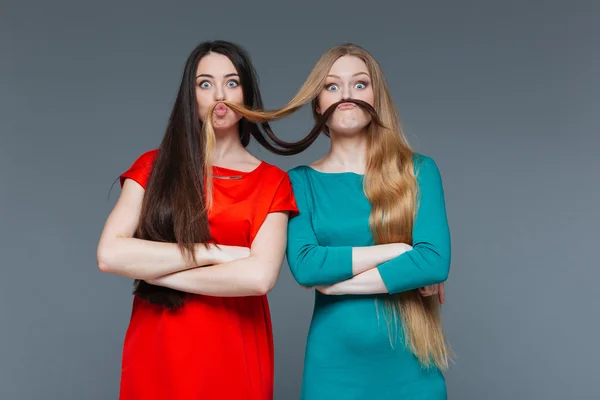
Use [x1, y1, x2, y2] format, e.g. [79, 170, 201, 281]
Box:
[327, 120, 371, 136]
[212, 117, 242, 132]
[328, 127, 367, 137]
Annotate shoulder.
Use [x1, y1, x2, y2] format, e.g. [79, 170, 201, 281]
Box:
[251, 163, 299, 213]
[120, 149, 159, 188]
[412, 153, 444, 187]
[413, 153, 440, 174]
[255, 162, 291, 184]
[287, 165, 311, 183]
[258, 162, 286, 177]
[125, 149, 159, 170]
[135, 149, 159, 165]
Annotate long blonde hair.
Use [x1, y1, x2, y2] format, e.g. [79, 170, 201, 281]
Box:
[204, 44, 451, 370]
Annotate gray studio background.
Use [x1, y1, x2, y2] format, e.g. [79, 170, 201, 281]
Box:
[2, 0, 599, 399]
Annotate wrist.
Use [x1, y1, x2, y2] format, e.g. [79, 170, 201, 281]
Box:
[211, 244, 227, 264]
[326, 282, 342, 295]
[397, 242, 412, 254]
[196, 243, 221, 265]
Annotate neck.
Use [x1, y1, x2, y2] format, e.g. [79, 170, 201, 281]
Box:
[211, 125, 245, 163]
[326, 129, 368, 173]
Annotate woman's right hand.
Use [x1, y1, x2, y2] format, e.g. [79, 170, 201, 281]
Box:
[418, 283, 445, 304]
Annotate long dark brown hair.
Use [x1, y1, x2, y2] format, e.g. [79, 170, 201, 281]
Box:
[134, 41, 309, 309]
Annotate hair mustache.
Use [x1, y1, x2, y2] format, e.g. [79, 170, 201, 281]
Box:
[317, 99, 386, 136]
[205, 98, 387, 141]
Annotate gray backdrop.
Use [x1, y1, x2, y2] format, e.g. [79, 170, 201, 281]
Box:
[2, 0, 599, 399]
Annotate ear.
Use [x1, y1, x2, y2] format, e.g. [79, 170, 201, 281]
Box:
[315, 104, 321, 114]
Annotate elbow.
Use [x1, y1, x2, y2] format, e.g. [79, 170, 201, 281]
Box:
[428, 254, 450, 284]
[254, 283, 274, 296]
[97, 261, 111, 274]
[96, 240, 122, 275]
[412, 243, 450, 285]
[286, 247, 333, 288]
[96, 244, 114, 274]
[293, 274, 318, 288]
[252, 261, 280, 296]
[253, 274, 278, 296]
[288, 266, 319, 288]
[429, 267, 449, 284]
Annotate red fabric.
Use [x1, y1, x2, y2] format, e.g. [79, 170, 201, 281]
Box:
[118, 149, 298, 400]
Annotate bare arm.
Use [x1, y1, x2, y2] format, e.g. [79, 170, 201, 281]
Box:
[313, 247, 413, 295]
[147, 212, 290, 297]
[96, 179, 247, 280]
[317, 268, 388, 295]
[316, 269, 444, 303]
[351, 244, 412, 275]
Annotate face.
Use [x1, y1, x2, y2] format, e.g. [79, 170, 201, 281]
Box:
[316, 55, 375, 134]
[195, 52, 244, 130]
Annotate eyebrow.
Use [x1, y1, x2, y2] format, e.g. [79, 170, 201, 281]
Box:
[327, 72, 370, 79]
[196, 73, 239, 79]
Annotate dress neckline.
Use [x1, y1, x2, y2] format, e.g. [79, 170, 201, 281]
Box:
[212, 161, 265, 179]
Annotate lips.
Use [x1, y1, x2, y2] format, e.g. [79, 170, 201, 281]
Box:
[337, 102, 356, 110]
[214, 103, 228, 117]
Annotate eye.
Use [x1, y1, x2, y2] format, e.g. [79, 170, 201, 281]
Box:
[227, 80, 240, 88]
[325, 83, 339, 91]
[355, 81, 368, 89]
[199, 81, 212, 89]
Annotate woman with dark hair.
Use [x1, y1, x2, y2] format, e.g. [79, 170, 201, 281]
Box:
[97, 40, 301, 400]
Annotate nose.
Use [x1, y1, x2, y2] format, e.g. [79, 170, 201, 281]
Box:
[341, 83, 352, 101]
[214, 86, 226, 101]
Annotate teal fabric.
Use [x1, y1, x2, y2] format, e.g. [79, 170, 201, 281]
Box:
[286, 154, 450, 400]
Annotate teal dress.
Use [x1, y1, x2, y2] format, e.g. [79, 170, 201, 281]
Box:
[286, 154, 451, 400]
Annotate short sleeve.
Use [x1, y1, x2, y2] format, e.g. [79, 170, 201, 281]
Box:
[268, 174, 299, 216]
[119, 149, 158, 189]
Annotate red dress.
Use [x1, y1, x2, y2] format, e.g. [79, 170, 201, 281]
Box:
[117, 150, 298, 400]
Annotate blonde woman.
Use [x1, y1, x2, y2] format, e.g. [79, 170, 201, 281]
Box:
[204, 43, 451, 399]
